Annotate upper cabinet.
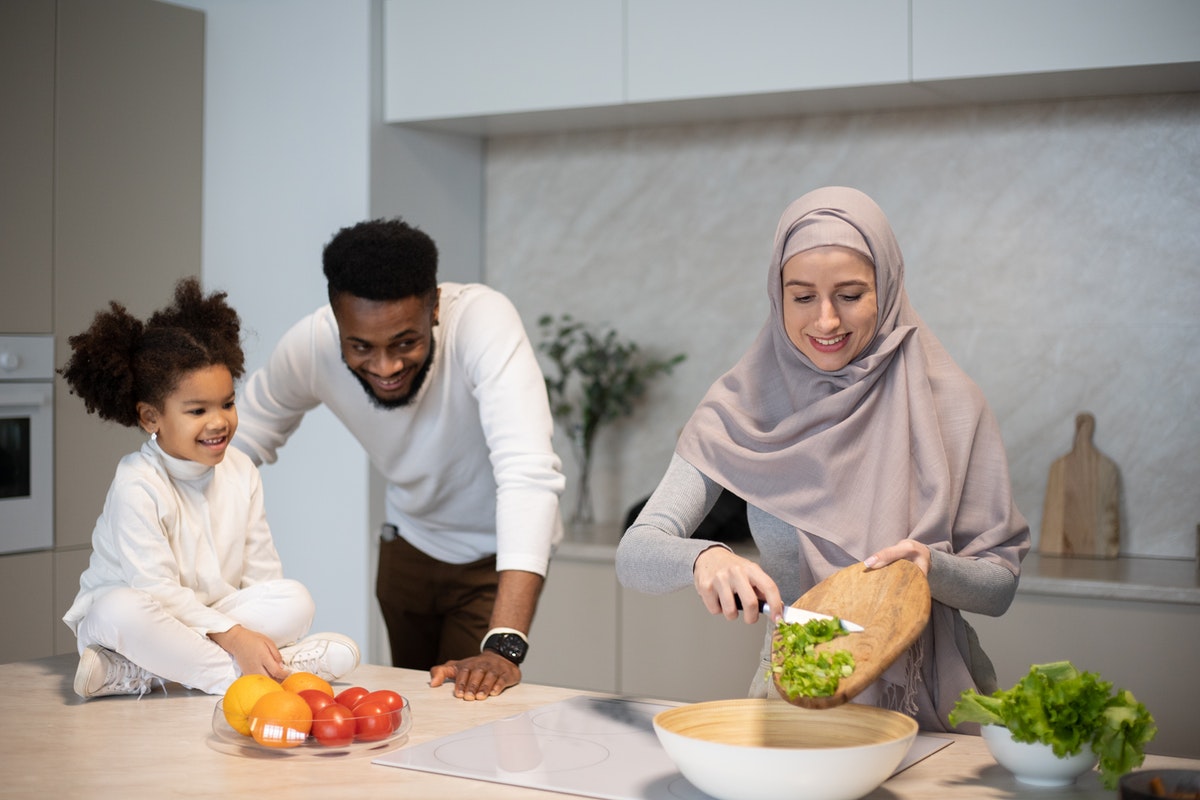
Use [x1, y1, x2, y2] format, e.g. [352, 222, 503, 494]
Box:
[912, 0, 1200, 80]
[626, 0, 909, 103]
[383, 0, 624, 121]
[383, 0, 1200, 135]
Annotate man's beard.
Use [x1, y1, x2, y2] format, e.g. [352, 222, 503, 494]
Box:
[347, 332, 436, 410]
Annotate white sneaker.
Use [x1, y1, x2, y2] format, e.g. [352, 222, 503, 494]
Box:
[279, 632, 360, 681]
[74, 645, 157, 700]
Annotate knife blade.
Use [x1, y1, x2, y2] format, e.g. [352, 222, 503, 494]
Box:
[736, 596, 864, 632]
[775, 603, 864, 633]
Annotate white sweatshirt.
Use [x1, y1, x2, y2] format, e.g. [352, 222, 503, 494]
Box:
[232, 283, 565, 575]
[63, 439, 284, 636]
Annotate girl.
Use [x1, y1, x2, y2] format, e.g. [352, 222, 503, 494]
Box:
[60, 277, 359, 699]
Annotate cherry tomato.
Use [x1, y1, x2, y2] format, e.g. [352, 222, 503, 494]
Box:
[352, 699, 396, 742]
[298, 689, 337, 717]
[311, 703, 356, 747]
[334, 685, 369, 710]
[356, 689, 405, 729]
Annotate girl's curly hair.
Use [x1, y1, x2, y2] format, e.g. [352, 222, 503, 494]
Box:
[59, 277, 245, 428]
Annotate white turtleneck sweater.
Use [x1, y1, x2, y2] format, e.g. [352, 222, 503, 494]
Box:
[63, 439, 284, 636]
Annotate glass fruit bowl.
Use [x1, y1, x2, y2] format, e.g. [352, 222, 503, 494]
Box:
[211, 694, 411, 760]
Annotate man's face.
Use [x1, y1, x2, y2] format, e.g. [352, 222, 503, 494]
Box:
[331, 290, 438, 409]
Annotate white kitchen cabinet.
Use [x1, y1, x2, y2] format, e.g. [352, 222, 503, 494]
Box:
[523, 539, 767, 702]
[912, 0, 1200, 81]
[626, 0, 910, 104]
[383, 0, 624, 122]
[618, 582, 768, 702]
[522, 557, 620, 692]
[384, 0, 1200, 134]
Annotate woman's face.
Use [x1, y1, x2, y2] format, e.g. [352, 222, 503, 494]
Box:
[781, 245, 878, 371]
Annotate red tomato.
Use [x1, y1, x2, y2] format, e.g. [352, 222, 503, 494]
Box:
[352, 699, 396, 742]
[311, 703, 356, 747]
[355, 689, 405, 729]
[298, 689, 336, 717]
[334, 685, 369, 710]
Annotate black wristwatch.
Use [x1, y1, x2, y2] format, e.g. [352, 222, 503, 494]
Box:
[482, 630, 528, 666]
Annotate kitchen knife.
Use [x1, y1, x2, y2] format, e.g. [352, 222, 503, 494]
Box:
[775, 603, 864, 633]
[735, 596, 864, 632]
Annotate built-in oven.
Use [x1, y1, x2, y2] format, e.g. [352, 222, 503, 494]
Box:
[0, 335, 54, 554]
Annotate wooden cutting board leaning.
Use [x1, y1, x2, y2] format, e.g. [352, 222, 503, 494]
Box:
[1039, 412, 1121, 558]
[772, 560, 930, 710]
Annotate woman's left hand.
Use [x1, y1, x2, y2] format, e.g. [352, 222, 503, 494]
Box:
[863, 539, 931, 575]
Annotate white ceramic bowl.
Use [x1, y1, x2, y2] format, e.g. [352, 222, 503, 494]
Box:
[653, 699, 918, 800]
[980, 724, 1097, 786]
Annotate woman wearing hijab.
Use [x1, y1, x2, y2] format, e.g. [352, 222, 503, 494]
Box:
[615, 186, 1030, 732]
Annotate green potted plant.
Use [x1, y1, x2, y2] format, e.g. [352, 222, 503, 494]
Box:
[537, 313, 685, 525]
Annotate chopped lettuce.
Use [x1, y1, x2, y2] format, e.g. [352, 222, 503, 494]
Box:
[771, 617, 855, 699]
[949, 660, 1156, 789]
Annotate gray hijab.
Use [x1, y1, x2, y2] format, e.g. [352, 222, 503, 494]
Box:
[676, 186, 1028, 729]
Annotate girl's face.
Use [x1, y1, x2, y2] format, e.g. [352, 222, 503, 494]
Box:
[781, 245, 878, 371]
[138, 364, 238, 466]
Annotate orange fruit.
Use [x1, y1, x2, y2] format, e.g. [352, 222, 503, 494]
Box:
[249, 690, 313, 748]
[281, 671, 334, 698]
[222, 674, 284, 736]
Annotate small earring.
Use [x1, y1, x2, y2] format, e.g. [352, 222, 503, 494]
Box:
[150, 431, 157, 441]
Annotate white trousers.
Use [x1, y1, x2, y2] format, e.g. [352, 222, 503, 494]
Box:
[74, 579, 315, 695]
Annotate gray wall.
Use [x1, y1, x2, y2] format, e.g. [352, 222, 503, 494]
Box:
[485, 93, 1200, 559]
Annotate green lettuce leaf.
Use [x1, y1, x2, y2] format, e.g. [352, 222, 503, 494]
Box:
[948, 661, 1156, 790]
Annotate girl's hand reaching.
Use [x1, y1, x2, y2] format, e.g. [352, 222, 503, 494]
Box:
[210, 624, 289, 680]
[863, 539, 931, 575]
[693, 545, 783, 624]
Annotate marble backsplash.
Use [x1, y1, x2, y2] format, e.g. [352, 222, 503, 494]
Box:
[483, 92, 1200, 559]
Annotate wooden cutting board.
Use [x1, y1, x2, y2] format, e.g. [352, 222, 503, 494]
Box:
[772, 560, 930, 710]
[1039, 412, 1121, 558]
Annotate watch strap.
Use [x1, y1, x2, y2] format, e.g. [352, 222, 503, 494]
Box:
[479, 627, 528, 651]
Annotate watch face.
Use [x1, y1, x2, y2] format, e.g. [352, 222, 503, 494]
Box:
[485, 633, 528, 665]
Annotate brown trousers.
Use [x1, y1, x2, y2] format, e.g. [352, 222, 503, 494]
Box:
[375, 534, 498, 670]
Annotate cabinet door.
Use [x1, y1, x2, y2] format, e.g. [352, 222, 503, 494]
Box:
[912, 0, 1200, 81]
[384, 0, 624, 121]
[619, 585, 767, 702]
[0, 552, 54, 662]
[0, 0, 54, 333]
[523, 559, 619, 693]
[626, 0, 910, 104]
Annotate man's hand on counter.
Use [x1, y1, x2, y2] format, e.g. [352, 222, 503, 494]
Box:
[428, 650, 521, 701]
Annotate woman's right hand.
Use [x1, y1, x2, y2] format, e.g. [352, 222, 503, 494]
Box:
[693, 545, 783, 624]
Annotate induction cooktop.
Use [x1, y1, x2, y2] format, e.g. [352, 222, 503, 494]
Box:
[373, 696, 951, 800]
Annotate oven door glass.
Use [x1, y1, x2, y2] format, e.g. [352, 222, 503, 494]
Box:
[0, 416, 33, 499]
[0, 388, 53, 553]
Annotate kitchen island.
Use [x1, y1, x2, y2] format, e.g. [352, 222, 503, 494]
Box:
[3, 654, 1196, 799]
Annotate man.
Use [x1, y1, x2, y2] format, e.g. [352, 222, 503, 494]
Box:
[233, 218, 564, 701]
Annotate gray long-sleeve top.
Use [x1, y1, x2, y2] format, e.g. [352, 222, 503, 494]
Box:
[616, 454, 1017, 616]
